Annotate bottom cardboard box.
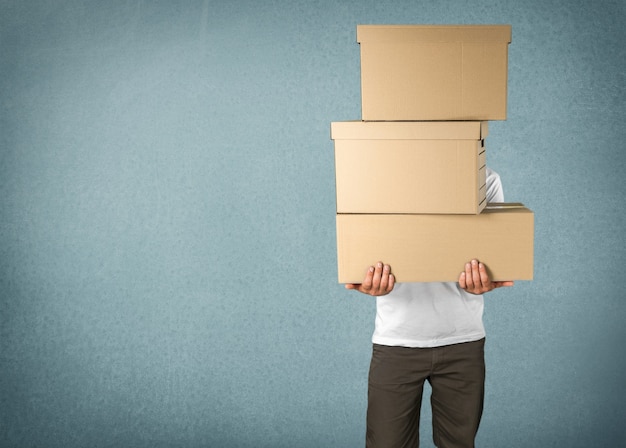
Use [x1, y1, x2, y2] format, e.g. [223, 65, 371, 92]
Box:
[336, 204, 534, 283]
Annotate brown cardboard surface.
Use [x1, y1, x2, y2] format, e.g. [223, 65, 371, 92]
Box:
[336, 203, 534, 283]
[331, 121, 487, 214]
[357, 24, 511, 121]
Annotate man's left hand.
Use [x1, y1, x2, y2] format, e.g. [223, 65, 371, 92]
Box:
[459, 259, 514, 294]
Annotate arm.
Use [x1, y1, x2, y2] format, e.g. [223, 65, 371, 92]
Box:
[345, 262, 395, 296]
[462, 170, 511, 294]
[459, 259, 514, 295]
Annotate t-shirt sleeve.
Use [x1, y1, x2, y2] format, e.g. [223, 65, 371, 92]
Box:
[485, 167, 504, 203]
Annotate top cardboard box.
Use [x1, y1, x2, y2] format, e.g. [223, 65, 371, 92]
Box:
[357, 24, 511, 121]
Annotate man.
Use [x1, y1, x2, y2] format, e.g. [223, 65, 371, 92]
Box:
[346, 168, 513, 448]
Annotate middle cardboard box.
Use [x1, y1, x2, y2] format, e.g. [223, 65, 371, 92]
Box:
[331, 120, 488, 214]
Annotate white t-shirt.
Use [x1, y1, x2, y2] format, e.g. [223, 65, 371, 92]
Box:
[372, 168, 504, 348]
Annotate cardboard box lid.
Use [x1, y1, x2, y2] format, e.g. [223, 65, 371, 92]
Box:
[357, 24, 512, 44]
[331, 121, 488, 140]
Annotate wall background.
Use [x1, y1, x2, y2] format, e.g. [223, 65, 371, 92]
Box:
[1, 0, 624, 446]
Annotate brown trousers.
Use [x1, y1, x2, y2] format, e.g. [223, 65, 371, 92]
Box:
[366, 339, 486, 448]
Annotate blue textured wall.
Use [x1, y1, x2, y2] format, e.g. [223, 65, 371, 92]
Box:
[1, 1, 624, 447]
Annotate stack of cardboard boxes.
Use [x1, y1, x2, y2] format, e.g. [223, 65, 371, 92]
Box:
[331, 25, 534, 283]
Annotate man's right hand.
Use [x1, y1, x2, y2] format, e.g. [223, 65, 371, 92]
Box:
[345, 262, 395, 296]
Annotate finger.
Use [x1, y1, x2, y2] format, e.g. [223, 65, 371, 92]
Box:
[361, 265, 375, 292]
[478, 262, 492, 288]
[493, 281, 515, 289]
[345, 283, 359, 290]
[464, 262, 474, 289]
[471, 259, 482, 287]
[458, 271, 467, 289]
[378, 264, 391, 293]
[386, 273, 395, 292]
[370, 262, 384, 292]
